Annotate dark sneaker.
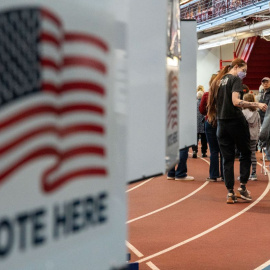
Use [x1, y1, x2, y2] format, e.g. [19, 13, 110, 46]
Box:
[236, 188, 252, 201]
[202, 153, 207, 157]
[249, 173, 257, 181]
[192, 151, 197, 158]
[227, 193, 238, 204]
[206, 177, 217, 182]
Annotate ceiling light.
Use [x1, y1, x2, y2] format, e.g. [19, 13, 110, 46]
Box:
[198, 37, 236, 50]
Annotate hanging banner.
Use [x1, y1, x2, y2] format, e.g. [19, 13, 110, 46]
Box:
[166, 0, 181, 171]
[0, 1, 126, 270]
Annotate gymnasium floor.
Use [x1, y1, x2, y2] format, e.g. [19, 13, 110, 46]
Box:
[127, 150, 270, 270]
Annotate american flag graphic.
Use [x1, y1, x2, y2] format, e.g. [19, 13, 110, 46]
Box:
[167, 71, 178, 130]
[0, 7, 109, 193]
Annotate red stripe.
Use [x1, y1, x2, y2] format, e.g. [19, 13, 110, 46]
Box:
[40, 32, 61, 48]
[64, 32, 108, 52]
[168, 100, 177, 110]
[0, 146, 107, 192]
[42, 81, 105, 96]
[41, 58, 60, 71]
[42, 167, 107, 193]
[63, 56, 106, 74]
[61, 82, 105, 95]
[171, 121, 178, 129]
[169, 92, 178, 99]
[0, 124, 104, 155]
[41, 8, 62, 28]
[168, 106, 177, 117]
[42, 83, 59, 93]
[0, 104, 104, 130]
[0, 147, 58, 184]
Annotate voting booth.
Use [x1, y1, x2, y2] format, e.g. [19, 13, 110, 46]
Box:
[0, 1, 127, 269]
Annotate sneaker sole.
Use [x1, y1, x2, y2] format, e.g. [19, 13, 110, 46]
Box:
[236, 192, 252, 201]
[167, 177, 175, 180]
[175, 178, 194, 181]
[227, 198, 237, 204]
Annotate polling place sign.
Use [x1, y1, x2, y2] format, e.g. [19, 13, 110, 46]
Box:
[0, 1, 126, 269]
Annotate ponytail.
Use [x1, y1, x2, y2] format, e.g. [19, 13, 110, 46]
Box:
[207, 65, 231, 125]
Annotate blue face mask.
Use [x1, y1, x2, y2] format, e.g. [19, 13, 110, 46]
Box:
[238, 71, 247, 80]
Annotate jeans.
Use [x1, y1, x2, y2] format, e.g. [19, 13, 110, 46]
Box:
[192, 133, 207, 154]
[205, 121, 223, 179]
[167, 148, 189, 178]
[217, 116, 251, 191]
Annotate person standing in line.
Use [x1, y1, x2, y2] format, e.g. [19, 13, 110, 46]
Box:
[199, 74, 223, 182]
[242, 93, 261, 181]
[259, 104, 270, 160]
[197, 85, 204, 93]
[207, 58, 267, 204]
[192, 90, 208, 158]
[167, 147, 194, 181]
[258, 77, 270, 124]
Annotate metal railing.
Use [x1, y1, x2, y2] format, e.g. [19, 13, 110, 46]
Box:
[180, 0, 266, 24]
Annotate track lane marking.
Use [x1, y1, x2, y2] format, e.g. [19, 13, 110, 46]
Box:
[146, 261, 160, 270]
[137, 163, 270, 263]
[126, 241, 144, 258]
[254, 259, 270, 270]
[127, 156, 210, 223]
[127, 181, 209, 224]
[126, 178, 154, 193]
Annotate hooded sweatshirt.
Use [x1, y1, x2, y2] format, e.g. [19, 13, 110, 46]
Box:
[242, 109, 261, 141]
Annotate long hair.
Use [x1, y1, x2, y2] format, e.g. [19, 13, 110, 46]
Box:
[207, 58, 247, 125]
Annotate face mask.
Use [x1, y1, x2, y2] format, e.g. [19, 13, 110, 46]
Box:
[238, 71, 246, 80]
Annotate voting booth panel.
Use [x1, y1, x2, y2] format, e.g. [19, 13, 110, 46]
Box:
[126, 0, 181, 182]
[166, 0, 181, 171]
[179, 20, 197, 149]
[0, 1, 127, 270]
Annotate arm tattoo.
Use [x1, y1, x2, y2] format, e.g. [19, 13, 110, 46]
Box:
[238, 100, 258, 108]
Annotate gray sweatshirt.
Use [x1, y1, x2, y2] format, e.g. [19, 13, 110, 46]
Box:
[242, 109, 261, 141]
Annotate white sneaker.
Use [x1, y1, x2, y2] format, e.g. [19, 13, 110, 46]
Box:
[175, 176, 194, 181]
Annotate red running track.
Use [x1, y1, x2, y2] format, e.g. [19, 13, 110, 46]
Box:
[127, 151, 270, 270]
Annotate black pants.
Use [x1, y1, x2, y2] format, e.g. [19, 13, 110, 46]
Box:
[217, 116, 251, 191]
[192, 133, 207, 154]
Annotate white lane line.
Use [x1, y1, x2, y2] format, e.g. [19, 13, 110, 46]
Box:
[127, 181, 209, 224]
[137, 165, 270, 264]
[126, 241, 144, 258]
[146, 261, 160, 270]
[127, 155, 210, 224]
[126, 178, 154, 193]
[254, 259, 270, 270]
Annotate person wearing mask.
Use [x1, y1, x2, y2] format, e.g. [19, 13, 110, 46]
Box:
[258, 77, 270, 124]
[207, 58, 267, 204]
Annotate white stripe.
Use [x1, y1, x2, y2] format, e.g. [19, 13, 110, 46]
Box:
[126, 178, 153, 193]
[63, 43, 107, 62]
[41, 44, 62, 63]
[127, 181, 209, 224]
[126, 241, 144, 258]
[146, 261, 160, 270]
[61, 68, 106, 86]
[137, 165, 270, 263]
[42, 19, 62, 38]
[254, 259, 270, 270]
